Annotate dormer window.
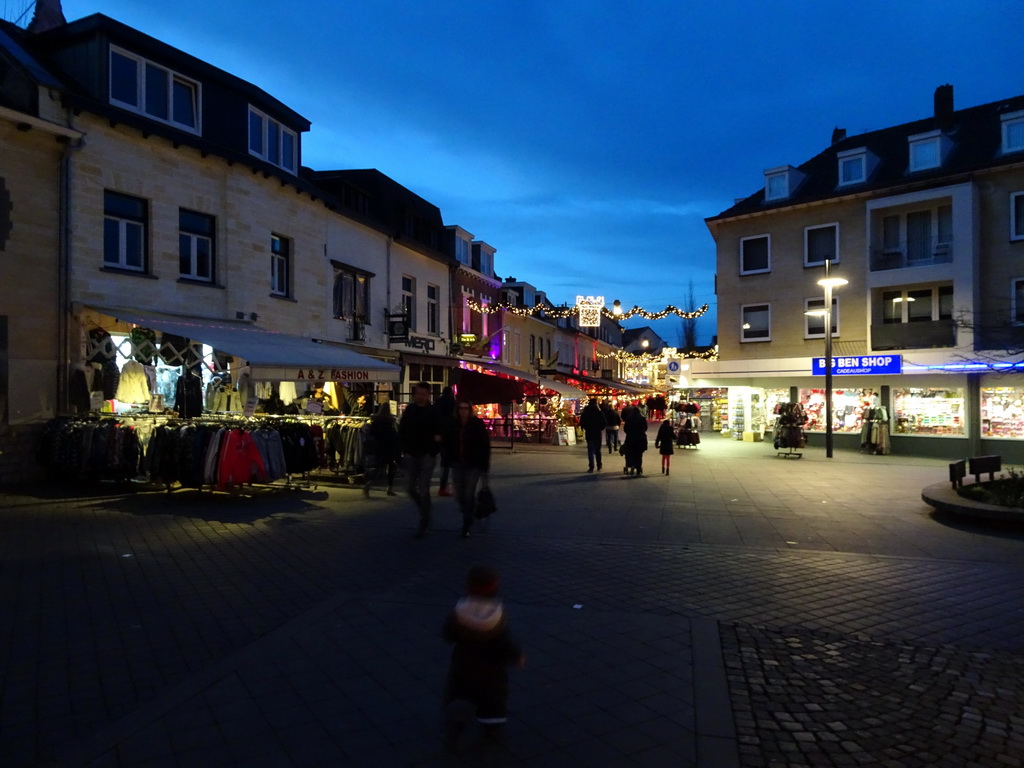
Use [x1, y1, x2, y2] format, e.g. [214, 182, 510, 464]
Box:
[763, 165, 804, 201]
[836, 147, 877, 187]
[109, 47, 200, 133]
[907, 129, 949, 172]
[248, 106, 297, 173]
[1001, 110, 1024, 154]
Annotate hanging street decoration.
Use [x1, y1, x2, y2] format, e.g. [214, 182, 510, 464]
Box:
[576, 295, 604, 327]
[465, 298, 709, 320]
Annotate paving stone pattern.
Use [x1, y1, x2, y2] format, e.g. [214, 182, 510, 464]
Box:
[1, 440, 1023, 766]
[724, 624, 1024, 768]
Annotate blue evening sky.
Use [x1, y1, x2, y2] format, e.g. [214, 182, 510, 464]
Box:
[52, 1, 1024, 345]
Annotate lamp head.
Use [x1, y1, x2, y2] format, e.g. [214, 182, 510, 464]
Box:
[817, 277, 848, 289]
[612, 299, 622, 315]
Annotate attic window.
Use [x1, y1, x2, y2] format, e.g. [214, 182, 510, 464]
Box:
[109, 47, 200, 133]
[908, 129, 945, 172]
[837, 148, 868, 186]
[1002, 110, 1024, 154]
[763, 165, 803, 201]
[248, 106, 297, 173]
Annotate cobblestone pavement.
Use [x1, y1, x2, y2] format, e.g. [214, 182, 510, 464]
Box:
[1, 438, 1022, 766]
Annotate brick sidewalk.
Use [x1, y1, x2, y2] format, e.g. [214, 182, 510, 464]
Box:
[1, 438, 1022, 766]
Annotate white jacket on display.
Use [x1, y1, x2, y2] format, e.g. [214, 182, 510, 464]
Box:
[115, 360, 151, 404]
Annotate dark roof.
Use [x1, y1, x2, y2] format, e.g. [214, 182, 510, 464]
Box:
[622, 327, 662, 345]
[0, 19, 63, 90]
[708, 91, 1024, 222]
[310, 169, 451, 263]
[31, 13, 310, 129]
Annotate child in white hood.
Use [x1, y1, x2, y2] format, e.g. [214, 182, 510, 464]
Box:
[441, 565, 525, 746]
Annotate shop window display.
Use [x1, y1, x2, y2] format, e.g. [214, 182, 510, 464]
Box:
[981, 387, 1024, 439]
[893, 387, 964, 435]
[799, 388, 874, 433]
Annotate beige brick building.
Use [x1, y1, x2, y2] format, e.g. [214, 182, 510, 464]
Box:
[696, 86, 1024, 460]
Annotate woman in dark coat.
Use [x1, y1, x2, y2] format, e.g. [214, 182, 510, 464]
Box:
[363, 403, 401, 496]
[442, 399, 492, 537]
[654, 419, 676, 475]
[622, 409, 648, 476]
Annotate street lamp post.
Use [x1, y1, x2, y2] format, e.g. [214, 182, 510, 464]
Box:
[816, 260, 848, 459]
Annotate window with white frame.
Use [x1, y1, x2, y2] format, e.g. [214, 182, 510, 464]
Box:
[741, 303, 771, 341]
[1011, 192, 1024, 241]
[881, 286, 953, 324]
[765, 172, 787, 201]
[332, 264, 370, 320]
[740, 235, 770, 274]
[270, 234, 290, 297]
[1001, 110, 1024, 154]
[248, 106, 297, 173]
[805, 223, 839, 267]
[455, 237, 470, 265]
[908, 130, 942, 172]
[837, 148, 869, 186]
[103, 191, 147, 272]
[401, 275, 416, 331]
[427, 283, 440, 335]
[1013, 279, 1024, 324]
[804, 297, 838, 338]
[178, 209, 215, 282]
[109, 47, 199, 132]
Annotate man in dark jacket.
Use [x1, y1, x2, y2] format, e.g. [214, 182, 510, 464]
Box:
[363, 403, 400, 496]
[578, 397, 608, 472]
[399, 382, 445, 538]
[443, 399, 491, 537]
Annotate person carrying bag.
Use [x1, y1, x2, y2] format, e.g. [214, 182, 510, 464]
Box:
[443, 398, 492, 538]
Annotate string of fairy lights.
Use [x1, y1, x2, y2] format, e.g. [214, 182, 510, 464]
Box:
[597, 348, 719, 362]
[465, 298, 709, 321]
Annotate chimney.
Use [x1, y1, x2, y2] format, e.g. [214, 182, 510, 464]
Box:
[934, 84, 954, 130]
[831, 127, 847, 145]
[27, 0, 66, 33]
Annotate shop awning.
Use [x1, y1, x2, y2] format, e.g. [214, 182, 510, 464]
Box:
[539, 377, 586, 398]
[90, 306, 401, 383]
[459, 359, 533, 382]
[572, 375, 655, 395]
[452, 368, 525, 404]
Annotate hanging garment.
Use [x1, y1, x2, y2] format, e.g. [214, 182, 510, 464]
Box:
[115, 360, 151, 404]
[217, 429, 268, 490]
[174, 374, 204, 418]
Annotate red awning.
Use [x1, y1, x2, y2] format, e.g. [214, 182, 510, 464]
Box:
[453, 369, 525, 404]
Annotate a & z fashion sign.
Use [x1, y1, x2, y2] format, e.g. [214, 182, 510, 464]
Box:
[812, 355, 902, 376]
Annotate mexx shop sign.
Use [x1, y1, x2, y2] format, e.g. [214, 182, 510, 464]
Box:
[812, 355, 902, 376]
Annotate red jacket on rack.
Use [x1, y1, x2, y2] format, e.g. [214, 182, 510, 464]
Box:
[217, 429, 268, 490]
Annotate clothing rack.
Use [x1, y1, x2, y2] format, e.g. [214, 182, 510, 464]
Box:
[772, 402, 806, 459]
[859, 406, 891, 455]
[38, 412, 372, 495]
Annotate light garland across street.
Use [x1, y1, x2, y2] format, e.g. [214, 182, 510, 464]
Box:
[465, 299, 709, 320]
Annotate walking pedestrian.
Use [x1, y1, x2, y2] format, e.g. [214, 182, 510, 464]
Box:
[578, 397, 608, 472]
[622, 407, 648, 476]
[601, 400, 621, 454]
[441, 565, 525, 748]
[399, 382, 444, 538]
[362, 402, 400, 496]
[443, 399, 491, 538]
[435, 386, 457, 497]
[654, 418, 675, 475]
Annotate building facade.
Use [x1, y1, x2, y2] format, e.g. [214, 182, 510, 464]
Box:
[696, 85, 1024, 458]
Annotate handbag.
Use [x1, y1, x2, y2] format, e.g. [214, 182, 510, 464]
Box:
[475, 476, 497, 519]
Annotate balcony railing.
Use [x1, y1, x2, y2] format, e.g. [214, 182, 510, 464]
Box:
[870, 319, 956, 350]
[870, 238, 953, 271]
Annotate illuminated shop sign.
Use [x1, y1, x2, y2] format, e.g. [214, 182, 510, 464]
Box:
[812, 355, 902, 376]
